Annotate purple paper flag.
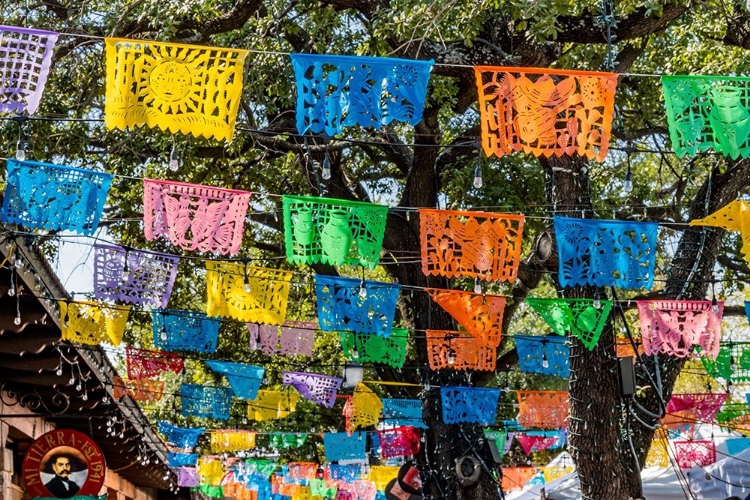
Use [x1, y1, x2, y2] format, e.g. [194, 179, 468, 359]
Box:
[249, 321, 315, 357]
[0, 25, 59, 114]
[282, 371, 342, 408]
[93, 244, 178, 308]
[178, 467, 199, 487]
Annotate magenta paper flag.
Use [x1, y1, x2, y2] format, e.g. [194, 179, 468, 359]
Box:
[665, 393, 728, 424]
[674, 440, 716, 468]
[282, 371, 342, 407]
[0, 25, 58, 114]
[516, 434, 558, 455]
[637, 300, 723, 359]
[143, 179, 251, 255]
[248, 321, 315, 357]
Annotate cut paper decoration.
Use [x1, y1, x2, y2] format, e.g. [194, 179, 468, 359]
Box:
[554, 216, 658, 289]
[637, 300, 723, 359]
[268, 433, 307, 449]
[475, 67, 618, 161]
[206, 360, 265, 400]
[441, 386, 500, 425]
[526, 298, 612, 350]
[663, 393, 727, 429]
[484, 430, 507, 459]
[61, 301, 130, 347]
[0, 25, 58, 114]
[282, 371, 343, 407]
[426, 288, 506, 346]
[128, 379, 165, 402]
[501, 467, 540, 492]
[197, 457, 225, 486]
[125, 347, 183, 380]
[645, 436, 670, 468]
[93, 244, 178, 308]
[377, 426, 420, 459]
[248, 321, 315, 357]
[702, 341, 750, 381]
[158, 421, 204, 449]
[616, 338, 644, 359]
[287, 462, 318, 480]
[310, 478, 338, 498]
[426, 330, 496, 371]
[339, 328, 408, 368]
[662, 75, 750, 159]
[2, 159, 112, 235]
[726, 437, 750, 456]
[690, 200, 750, 265]
[152, 309, 220, 353]
[420, 209, 525, 283]
[178, 467, 199, 488]
[206, 261, 293, 324]
[210, 430, 257, 453]
[316, 275, 401, 336]
[196, 485, 223, 498]
[170, 453, 199, 467]
[105, 38, 248, 141]
[674, 440, 716, 468]
[246, 390, 299, 421]
[323, 432, 367, 462]
[343, 383, 382, 432]
[382, 399, 425, 429]
[327, 464, 360, 483]
[180, 383, 232, 420]
[517, 391, 569, 429]
[282, 195, 389, 269]
[290, 53, 433, 136]
[143, 178, 251, 255]
[245, 459, 278, 479]
[366, 466, 400, 491]
[516, 434, 558, 455]
[543, 464, 575, 484]
[515, 335, 570, 378]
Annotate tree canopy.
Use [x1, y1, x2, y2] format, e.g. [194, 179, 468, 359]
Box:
[4, 1, 750, 499]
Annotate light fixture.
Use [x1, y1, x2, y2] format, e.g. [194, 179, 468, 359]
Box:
[342, 362, 364, 389]
[321, 148, 331, 180]
[169, 140, 179, 171]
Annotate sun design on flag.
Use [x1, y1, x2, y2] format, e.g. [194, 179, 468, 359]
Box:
[141, 45, 202, 114]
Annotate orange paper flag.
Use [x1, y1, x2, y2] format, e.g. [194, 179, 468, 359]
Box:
[475, 67, 618, 162]
[426, 330, 496, 371]
[517, 390, 569, 429]
[426, 288, 506, 346]
[420, 209, 524, 282]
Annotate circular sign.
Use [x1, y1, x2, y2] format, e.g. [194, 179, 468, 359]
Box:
[22, 429, 106, 499]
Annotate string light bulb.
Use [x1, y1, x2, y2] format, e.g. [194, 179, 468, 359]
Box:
[473, 163, 483, 189]
[8, 280, 15, 297]
[14, 310, 21, 326]
[15, 139, 26, 161]
[358, 279, 367, 299]
[169, 141, 179, 171]
[623, 144, 633, 194]
[447, 348, 456, 365]
[321, 149, 331, 180]
[593, 291, 601, 309]
[474, 277, 481, 294]
[122, 252, 131, 281]
[711, 295, 720, 315]
[542, 352, 549, 369]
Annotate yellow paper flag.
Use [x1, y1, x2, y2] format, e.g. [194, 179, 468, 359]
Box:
[105, 38, 248, 141]
[690, 200, 750, 264]
[206, 262, 293, 324]
[247, 390, 299, 421]
[61, 301, 130, 346]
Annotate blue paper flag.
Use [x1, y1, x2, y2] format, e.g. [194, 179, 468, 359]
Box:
[1, 158, 112, 235]
[168, 452, 199, 467]
[382, 398, 426, 428]
[323, 432, 367, 462]
[554, 217, 658, 289]
[316, 274, 401, 336]
[441, 386, 500, 425]
[726, 437, 750, 456]
[290, 53, 433, 136]
[157, 421, 204, 448]
[206, 360, 264, 400]
[180, 384, 232, 420]
[153, 309, 220, 353]
[328, 464, 360, 483]
[515, 335, 570, 378]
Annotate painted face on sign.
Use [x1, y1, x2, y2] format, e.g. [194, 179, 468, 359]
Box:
[52, 457, 72, 478]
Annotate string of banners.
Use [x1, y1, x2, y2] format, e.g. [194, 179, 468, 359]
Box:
[4, 23, 750, 162]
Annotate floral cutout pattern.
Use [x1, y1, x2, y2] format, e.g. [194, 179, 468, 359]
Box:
[637, 300, 723, 359]
[517, 391, 569, 429]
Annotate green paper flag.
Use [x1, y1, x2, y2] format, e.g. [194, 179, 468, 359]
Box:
[268, 432, 308, 449]
[701, 343, 750, 381]
[195, 485, 224, 498]
[662, 75, 750, 159]
[245, 458, 278, 479]
[526, 298, 612, 350]
[282, 195, 389, 269]
[484, 429, 507, 458]
[310, 478, 338, 498]
[339, 328, 408, 368]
